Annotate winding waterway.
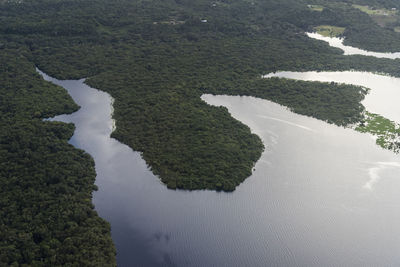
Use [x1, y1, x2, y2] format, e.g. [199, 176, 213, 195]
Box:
[307, 32, 400, 58]
[38, 33, 400, 266]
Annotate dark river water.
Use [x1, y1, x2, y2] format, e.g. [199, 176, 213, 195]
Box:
[38, 34, 400, 266]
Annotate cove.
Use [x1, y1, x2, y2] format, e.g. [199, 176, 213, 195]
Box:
[264, 71, 400, 124]
[39, 69, 400, 266]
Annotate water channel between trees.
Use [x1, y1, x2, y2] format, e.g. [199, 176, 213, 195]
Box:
[39, 32, 400, 266]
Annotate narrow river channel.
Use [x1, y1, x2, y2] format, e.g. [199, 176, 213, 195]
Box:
[38, 32, 400, 266]
[307, 32, 400, 58]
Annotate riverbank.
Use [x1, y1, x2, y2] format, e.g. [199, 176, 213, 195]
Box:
[32, 70, 400, 265]
[264, 70, 400, 154]
[0, 52, 116, 266]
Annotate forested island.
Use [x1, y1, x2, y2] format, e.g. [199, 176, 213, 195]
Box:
[3, 0, 400, 265]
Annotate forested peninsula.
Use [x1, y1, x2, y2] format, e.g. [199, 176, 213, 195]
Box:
[3, 0, 400, 265]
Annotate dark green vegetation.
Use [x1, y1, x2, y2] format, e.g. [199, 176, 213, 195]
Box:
[2, 0, 400, 264]
[3, 0, 400, 189]
[0, 49, 116, 264]
[4, 0, 400, 192]
[212, 78, 368, 126]
[307, 0, 400, 51]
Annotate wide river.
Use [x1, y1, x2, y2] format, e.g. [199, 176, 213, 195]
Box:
[39, 34, 400, 266]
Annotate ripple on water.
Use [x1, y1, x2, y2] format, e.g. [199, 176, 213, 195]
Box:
[38, 63, 400, 266]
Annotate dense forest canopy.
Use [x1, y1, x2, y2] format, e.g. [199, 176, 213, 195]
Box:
[2, 0, 400, 265]
[0, 50, 116, 265]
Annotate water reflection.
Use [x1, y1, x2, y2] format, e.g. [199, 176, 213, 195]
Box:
[307, 32, 400, 59]
[40, 69, 400, 266]
[264, 71, 400, 123]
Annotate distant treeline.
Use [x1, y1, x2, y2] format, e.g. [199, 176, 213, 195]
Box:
[1, 0, 400, 265]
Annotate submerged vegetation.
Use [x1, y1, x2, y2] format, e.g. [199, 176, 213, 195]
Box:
[2, 0, 400, 264]
[356, 112, 400, 152]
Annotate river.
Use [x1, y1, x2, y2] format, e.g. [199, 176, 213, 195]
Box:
[307, 32, 400, 58]
[38, 33, 400, 266]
